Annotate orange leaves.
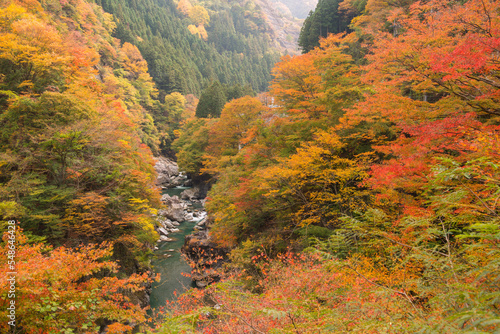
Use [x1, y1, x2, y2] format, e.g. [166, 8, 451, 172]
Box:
[270, 53, 325, 119]
[0, 2, 104, 95]
[271, 33, 362, 124]
[63, 192, 111, 241]
[202, 96, 267, 175]
[165, 252, 423, 333]
[331, 0, 500, 223]
[365, 0, 500, 116]
[0, 0, 161, 258]
[166, 1, 500, 332]
[120, 42, 152, 82]
[0, 229, 153, 333]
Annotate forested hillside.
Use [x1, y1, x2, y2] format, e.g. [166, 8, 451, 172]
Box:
[0, 0, 165, 331]
[168, 0, 500, 331]
[299, 0, 354, 53]
[93, 0, 282, 96]
[0, 0, 289, 331]
[1, 0, 499, 332]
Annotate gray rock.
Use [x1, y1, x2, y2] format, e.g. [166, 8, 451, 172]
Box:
[164, 221, 175, 229]
[158, 227, 170, 236]
[196, 281, 208, 288]
[159, 235, 173, 242]
[154, 157, 179, 186]
[180, 185, 207, 200]
[197, 218, 207, 227]
[170, 176, 185, 187]
[180, 188, 198, 200]
[160, 195, 186, 222]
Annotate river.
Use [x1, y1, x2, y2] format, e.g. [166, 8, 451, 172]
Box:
[149, 186, 204, 310]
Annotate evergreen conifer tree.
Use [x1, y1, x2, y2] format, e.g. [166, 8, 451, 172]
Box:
[195, 81, 227, 118]
[298, 0, 351, 53]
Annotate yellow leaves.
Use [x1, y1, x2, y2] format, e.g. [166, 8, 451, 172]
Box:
[13, 0, 43, 14]
[17, 80, 33, 89]
[0, 4, 26, 29]
[1, 15, 71, 74]
[197, 24, 208, 40]
[189, 5, 210, 26]
[187, 24, 208, 40]
[120, 42, 150, 79]
[117, 139, 131, 150]
[181, 3, 209, 39]
[0, 3, 102, 94]
[128, 197, 156, 214]
[177, 0, 193, 16]
[258, 129, 369, 228]
[0, 201, 25, 220]
[188, 24, 199, 36]
[13, 17, 62, 51]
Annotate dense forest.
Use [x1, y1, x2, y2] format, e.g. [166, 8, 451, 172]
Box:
[93, 0, 280, 96]
[169, 0, 500, 331]
[1, 0, 499, 332]
[0, 0, 166, 332]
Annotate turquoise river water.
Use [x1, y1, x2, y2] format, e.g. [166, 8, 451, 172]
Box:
[148, 187, 202, 310]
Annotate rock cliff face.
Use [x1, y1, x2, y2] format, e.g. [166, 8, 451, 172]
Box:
[255, 0, 304, 55]
[270, 0, 318, 19]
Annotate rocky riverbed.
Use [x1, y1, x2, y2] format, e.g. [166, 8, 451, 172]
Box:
[149, 157, 216, 308]
[153, 156, 208, 244]
[150, 156, 229, 307]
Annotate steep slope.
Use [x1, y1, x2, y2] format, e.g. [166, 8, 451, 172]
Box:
[270, 0, 319, 19]
[0, 0, 164, 331]
[94, 0, 281, 96]
[255, 0, 303, 54]
[167, 0, 500, 331]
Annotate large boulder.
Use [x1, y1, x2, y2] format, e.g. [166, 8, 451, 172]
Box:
[180, 188, 199, 200]
[154, 157, 180, 187]
[164, 220, 176, 229]
[158, 227, 170, 236]
[160, 194, 186, 222]
[180, 184, 209, 200]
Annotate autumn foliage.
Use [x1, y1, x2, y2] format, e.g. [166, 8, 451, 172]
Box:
[0, 0, 169, 331]
[0, 229, 157, 333]
[168, 0, 500, 332]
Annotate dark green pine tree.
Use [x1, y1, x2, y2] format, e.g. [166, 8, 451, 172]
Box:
[195, 81, 227, 118]
[224, 83, 255, 101]
[298, 11, 314, 53]
[298, 0, 351, 53]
